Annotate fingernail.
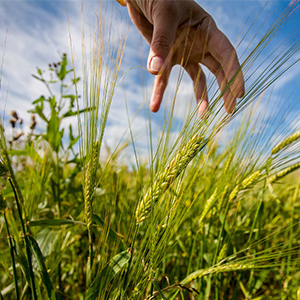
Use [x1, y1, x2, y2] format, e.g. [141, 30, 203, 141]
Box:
[149, 56, 164, 72]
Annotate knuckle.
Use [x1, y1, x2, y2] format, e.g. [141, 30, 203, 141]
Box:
[151, 35, 172, 54]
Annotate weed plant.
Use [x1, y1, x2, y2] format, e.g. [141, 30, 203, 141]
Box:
[0, 1, 300, 299]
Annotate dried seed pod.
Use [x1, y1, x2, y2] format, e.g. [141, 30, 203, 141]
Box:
[9, 119, 16, 128]
[13, 132, 24, 141]
[10, 111, 19, 120]
[30, 115, 37, 130]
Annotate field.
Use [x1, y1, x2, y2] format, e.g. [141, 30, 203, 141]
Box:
[1, 2, 300, 300]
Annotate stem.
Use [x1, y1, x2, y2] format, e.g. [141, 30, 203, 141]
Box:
[186, 233, 196, 277]
[87, 226, 94, 285]
[9, 178, 38, 300]
[120, 224, 139, 300]
[55, 151, 63, 298]
[4, 211, 20, 300]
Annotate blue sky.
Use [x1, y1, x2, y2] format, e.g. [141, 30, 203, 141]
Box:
[0, 0, 299, 162]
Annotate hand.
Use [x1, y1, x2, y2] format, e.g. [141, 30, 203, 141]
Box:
[125, 0, 245, 116]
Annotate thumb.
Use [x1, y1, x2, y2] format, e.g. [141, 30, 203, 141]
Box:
[147, 5, 178, 74]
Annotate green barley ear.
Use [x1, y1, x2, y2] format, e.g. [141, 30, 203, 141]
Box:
[218, 184, 230, 211]
[229, 171, 261, 203]
[150, 224, 166, 270]
[222, 153, 233, 176]
[136, 134, 205, 224]
[217, 243, 228, 263]
[269, 162, 300, 184]
[271, 132, 300, 155]
[85, 140, 99, 230]
[229, 185, 240, 202]
[241, 171, 261, 189]
[85, 160, 93, 230]
[199, 188, 218, 227]
[181, 262, 255, 284]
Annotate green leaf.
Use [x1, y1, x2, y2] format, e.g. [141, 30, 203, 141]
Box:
[92, 214, 126, 250]
[29, 219, 86, 227]
[72, 77, 80, 84]
[63, 94, 76, 109]
[36, 228, 59, 258]
[85, 250, 131, 300]
[14, 243, 31, 285]
[8, 145, 42, 164]
[28, 235, 56, 299]
[5, 210, 20, 245]
[32, 95, 45, 105]
[45, 102, 62, 152]
[57, 55, 72, 81]
[69, 136, 80, 150]
[28, 100, 48, 123]
[62, 107, 96, 118]
[152, 279, 167, 300]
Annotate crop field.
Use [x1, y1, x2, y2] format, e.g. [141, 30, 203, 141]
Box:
[0, 1, 300, 300]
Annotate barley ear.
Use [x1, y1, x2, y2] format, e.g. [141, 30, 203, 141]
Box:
[199, 188, 218, 226]
[269, 162, 300, 184]
[181, 262, 255, 284]
[85, 161, 93, 230]
[217, 243, 228, 263]
[136, 134, 204, 224]
[229, 185, 240, 202]
[271, 132, 300, 155]
[218, 184, 230, 211]
[242, 171, 261, 189]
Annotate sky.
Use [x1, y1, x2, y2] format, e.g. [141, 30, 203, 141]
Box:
[0, 0, 299, 164]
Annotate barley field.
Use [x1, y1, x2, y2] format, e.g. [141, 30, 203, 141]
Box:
[1, 1, 300, 299]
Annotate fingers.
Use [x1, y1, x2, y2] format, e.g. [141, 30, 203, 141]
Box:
[201, 54, 235, 113]
[208, 29, 245, 100]
[150, 68, 171, 112]
[184, 63, 209, 117]
[126, 1, 153, 43]
[147, 2, 179, 74]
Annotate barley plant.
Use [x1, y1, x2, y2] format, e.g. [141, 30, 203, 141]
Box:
[1, 1, 300, 300]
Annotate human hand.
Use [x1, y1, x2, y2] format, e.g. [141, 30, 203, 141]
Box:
[125, 0, 245, 116]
